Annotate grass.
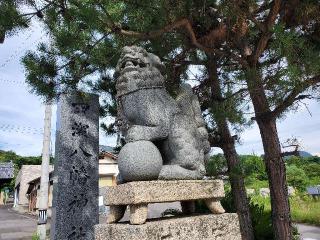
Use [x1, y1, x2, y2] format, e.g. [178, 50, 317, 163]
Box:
[250, 194, 320, 226]
[291, 196, 320, 226]
[245, 179, 269, 190]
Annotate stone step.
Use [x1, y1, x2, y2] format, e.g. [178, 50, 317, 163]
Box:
[0, 232, 34, 240]
[104, 180, 224, 205]
[95, 213, 241, 240]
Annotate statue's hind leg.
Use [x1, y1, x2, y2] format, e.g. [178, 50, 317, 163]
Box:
[158, 113, 207, 180]
[158, 164, 204, 180]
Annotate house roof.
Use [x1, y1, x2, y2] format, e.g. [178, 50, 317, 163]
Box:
[99, 145, 118, 154]
[99, 145, 118, 160]
[307, 186, 320, 195]
[100, 151, 118, 160]
[0, 161, 14, 179]
[27, 170, 54, 185]
[15, 165, 53, 187]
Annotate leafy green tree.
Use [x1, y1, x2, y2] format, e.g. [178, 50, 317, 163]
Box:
[286, 156, 305, 167]
[302, 163, 320, 179]
[305, 156, 320, 164]
[241, 155, 267, 181]
[0, 150, 45, 191]
[286, 165, 308, 190]
[0, 150, 43, 169]
[0, 150, 19, 162]
[285, 156, 320, 187]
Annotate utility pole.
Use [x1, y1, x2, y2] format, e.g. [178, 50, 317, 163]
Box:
[37, 102, 52, 240]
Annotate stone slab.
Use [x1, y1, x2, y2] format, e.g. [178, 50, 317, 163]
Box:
[105, 180, 224, 205]
[51, 93, 99, 240]
[95, 213, 241, 240]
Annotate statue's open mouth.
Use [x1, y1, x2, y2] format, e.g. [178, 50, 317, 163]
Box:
[120, 57, 148, 73]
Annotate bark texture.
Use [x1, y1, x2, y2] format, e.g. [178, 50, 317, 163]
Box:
[246, 69, 292, 240]
[208, 56, 254, 240]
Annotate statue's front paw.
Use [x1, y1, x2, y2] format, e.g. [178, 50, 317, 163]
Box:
[126, 126, 144, 142]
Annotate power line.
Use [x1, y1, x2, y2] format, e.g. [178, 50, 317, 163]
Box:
[0, 129, 42, 135]
[0, 123, 43, 131]
[0, 32, 35, 69]
[0, 141, 34, 146]
[0, 78, 26, 85]
[0, 123, 44, 135]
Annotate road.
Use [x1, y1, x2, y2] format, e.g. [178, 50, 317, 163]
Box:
[297, 223, 320, 240]
[0, 205, 37, 240]
[1, 204, 320, 240]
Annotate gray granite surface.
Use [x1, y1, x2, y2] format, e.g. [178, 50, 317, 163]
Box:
[104, 180, 224, 205]
[117, 141, 163, 182]
[115, 46, 210, 181]
[95, 213, 242, 240]
[51, 93, 99, 240]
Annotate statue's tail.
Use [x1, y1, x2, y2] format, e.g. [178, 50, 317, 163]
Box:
[175, 83, 211, 155]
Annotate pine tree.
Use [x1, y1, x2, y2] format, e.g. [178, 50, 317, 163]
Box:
[18, 1, 320, 239]
[21, 2, 255, 238]
[0, 0, 28, 43]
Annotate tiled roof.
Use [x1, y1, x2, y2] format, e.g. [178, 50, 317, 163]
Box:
[99, 145, 118, 155]
[0, 161, 14, 179]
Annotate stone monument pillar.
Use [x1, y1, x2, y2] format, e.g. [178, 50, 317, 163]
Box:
[95, 46, 242, 240]
[51, 92, 99, 240]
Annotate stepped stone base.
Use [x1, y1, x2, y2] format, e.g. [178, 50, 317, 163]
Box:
[105, 180, 226, 224]
[95, 213, 241, 240]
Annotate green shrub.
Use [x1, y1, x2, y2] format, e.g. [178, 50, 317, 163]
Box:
[240, 155, 267, 181]
[206, 154, 227, 176]
[194, 199, 210, 213]
[302, 163, 320, 179]
[286, 165, 308, 190]
[31, 233, 40, 240]
[220, 190, 274, 239]
[161, 208, 182, 217]
[250, 202, 273, 240]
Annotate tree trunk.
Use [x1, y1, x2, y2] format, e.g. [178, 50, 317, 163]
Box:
[246, 69, 292, 240]
[257, 118, 292, 240]
[208, 55, 254, 240]
[222, 141, 254, 240]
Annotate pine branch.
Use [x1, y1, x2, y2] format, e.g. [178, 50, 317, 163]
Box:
[104, 17, 248, 67]
[251, 0, 282, 64]
[20, 2, 53, 18]
[270, 75, 320, 119]
[56, 33, 109, 71]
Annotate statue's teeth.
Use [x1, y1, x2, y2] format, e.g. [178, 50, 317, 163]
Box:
[125, 61, 134, 67]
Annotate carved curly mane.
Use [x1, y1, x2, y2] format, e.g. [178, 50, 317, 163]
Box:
[115, 46, 165, 97]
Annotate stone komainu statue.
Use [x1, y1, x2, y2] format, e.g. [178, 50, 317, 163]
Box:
[115, 46, 210, 182]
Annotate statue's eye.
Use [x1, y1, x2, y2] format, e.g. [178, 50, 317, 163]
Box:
[139, 62, 146, 68]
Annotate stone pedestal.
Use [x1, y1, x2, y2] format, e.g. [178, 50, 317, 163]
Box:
[95, 214, 241, 240]
[96, 180, 242, 239]
[104, 180, 225, 225]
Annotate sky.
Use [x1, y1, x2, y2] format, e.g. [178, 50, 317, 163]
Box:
[0, 21, 319, 157]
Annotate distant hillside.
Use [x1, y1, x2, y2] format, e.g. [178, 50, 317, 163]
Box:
[283, 150, 313, 160]
[99, 145, 117, 154]
[299, 151, 313, 157]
